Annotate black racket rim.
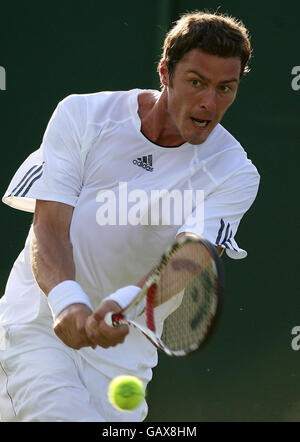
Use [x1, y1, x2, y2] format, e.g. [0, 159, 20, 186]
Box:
[162, 237, 224, 357]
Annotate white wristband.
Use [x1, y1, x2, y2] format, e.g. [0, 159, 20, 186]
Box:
[47, 280, 93, 320]
[104, 285, 141, 309]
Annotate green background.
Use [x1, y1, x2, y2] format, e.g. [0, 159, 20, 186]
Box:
[0, 0, 299, 422]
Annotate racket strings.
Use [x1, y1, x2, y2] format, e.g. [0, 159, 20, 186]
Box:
[153, 242, 218, 355]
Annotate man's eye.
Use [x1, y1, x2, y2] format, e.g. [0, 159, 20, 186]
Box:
[191, 79, 201, 87]
[220, 85, 231, 92]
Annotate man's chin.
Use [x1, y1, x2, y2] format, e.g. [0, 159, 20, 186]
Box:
[185, 124, 216, 145]
[186, 133, 210, 145]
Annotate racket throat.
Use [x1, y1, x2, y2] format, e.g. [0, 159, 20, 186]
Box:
[146, 283, 157, 332]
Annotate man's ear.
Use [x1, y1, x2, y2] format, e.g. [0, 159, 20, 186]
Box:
[159, 60, 169, 87]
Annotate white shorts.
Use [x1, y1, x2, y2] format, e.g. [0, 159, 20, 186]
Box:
[0, 321, 148, 422]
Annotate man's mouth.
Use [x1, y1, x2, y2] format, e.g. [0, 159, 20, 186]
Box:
[190, 117, 211, 128]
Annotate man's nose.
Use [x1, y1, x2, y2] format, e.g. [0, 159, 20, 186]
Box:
[198, 87, 217, 113]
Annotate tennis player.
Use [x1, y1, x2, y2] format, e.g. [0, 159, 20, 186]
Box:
[0, 11, 259, 421]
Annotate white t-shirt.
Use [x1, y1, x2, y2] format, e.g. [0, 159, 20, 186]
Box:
[0, 89, 260, 379]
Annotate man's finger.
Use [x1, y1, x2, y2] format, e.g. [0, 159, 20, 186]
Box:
[85, 315, 129, 346]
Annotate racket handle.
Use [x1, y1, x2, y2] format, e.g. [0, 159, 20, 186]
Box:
[104, 311, 115, 327]
[104, 311, 125, 327]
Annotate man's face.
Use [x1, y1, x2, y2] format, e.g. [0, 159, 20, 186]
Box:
[161, 49, 241, 145]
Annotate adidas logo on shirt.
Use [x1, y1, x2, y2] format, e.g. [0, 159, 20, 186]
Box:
[132, 155, 153, 172]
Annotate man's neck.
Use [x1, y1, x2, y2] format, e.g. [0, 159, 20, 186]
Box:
[138, 89, 185, 147]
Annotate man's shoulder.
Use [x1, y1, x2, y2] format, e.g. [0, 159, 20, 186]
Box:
[209, 123, 242, 150]
[204, 124, 259, 179]
[61, 89, 135, 101]
[59, 89, 140, 116]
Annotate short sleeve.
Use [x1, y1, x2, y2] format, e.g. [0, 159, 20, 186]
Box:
[2, 95, 87, 212]
[177, 164, 260, 259]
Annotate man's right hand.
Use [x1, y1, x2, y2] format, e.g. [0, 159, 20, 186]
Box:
[85, 300, 129, 348]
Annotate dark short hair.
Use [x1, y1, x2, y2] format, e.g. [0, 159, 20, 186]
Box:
[159, 11, 252, 81]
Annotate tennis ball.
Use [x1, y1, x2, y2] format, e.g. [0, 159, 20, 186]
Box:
[108, 375, 145, 411]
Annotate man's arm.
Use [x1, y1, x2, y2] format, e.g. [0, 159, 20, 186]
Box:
[31, 200, 129, 349]
[31, 200, 75, 293]
[176, 231, 224, 256]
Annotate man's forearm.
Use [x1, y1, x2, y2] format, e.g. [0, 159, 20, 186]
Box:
[30, 227, 75, 295]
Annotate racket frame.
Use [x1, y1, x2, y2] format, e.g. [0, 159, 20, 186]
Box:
[104, 236, 224, 357]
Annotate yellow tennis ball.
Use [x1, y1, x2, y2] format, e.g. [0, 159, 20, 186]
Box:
[108, 375, 145, 411]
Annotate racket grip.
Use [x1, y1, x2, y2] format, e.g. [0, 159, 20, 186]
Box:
[104, 311, 115, 327]
[104, 311, 126, 327]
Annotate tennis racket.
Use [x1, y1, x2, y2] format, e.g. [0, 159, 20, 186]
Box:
[104, 236, 223, 357]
